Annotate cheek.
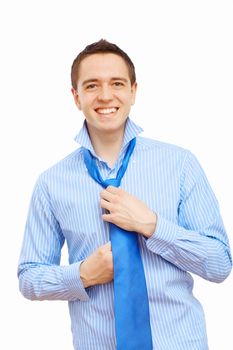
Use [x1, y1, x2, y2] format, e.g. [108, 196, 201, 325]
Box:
[117, 92, 133, 104]
[78, 96, 91, 111]
[123, 95, 135, 108]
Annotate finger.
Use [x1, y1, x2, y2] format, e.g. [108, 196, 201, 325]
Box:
[97, 242, 112, 253]
[100, 189, 115, 202]
[102, 241, 112, 250]
[102, 213, 115, 224]
[106, 185, 120, 194]
[100, 198, 113, 211]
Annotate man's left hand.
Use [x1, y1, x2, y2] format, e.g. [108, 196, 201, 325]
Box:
[100, 186, 157, 238]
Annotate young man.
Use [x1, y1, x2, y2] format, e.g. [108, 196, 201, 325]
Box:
[18, 39, 232, 350]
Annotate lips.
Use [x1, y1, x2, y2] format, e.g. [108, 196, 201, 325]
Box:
[95, 107, 119, 115]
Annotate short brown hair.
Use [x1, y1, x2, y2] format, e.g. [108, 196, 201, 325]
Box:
[71, 39, 136, 90]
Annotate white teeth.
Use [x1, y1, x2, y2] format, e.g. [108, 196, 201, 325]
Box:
[96, 108, 117, 114]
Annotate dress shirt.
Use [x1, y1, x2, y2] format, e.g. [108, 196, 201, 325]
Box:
[18, 118, 232, 350]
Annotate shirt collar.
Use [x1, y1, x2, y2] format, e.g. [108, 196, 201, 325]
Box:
[74, 117, 143, 158]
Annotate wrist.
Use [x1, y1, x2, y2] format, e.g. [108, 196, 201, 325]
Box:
[80, 261, 92, 288]
[140, 212, 157, 238]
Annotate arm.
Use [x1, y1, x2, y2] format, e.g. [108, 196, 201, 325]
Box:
[100, 152, 232, 282]
[18, 178, 89, 301]
[146, 151, 232, 282]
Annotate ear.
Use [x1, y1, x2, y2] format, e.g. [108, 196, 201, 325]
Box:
[131, 82, 137, 105]
[71, 88, 82, 110]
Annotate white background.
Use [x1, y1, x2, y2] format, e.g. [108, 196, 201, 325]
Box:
[0, 1, 232, 349]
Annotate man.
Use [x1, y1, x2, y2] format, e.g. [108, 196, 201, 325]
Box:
[18, 39, 232, 349]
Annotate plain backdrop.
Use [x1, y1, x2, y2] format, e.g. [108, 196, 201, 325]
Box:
[0, 1, 232, 349]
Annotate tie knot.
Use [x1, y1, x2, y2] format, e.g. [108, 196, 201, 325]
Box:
[83, 137, 136, 189]
[103, 178, 121, 188]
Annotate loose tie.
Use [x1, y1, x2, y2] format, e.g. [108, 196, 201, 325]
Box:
[83, 138, 152, 350]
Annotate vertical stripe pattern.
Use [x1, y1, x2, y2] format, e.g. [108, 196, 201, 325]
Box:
[18, 118, 232, 350]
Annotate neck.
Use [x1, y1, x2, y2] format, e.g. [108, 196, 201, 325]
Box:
[87, 126, 125, 168]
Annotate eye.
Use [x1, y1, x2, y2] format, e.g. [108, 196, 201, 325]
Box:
[113, 81, 124, 87]
[86, 83, 98, 90]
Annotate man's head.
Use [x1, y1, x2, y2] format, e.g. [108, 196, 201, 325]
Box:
[71, 40, 137, 139]
[71, 39, 136, 90]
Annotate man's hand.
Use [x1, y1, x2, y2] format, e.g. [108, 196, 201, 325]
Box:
[80, 242, 113, 288]
[100, 186, 157, 238]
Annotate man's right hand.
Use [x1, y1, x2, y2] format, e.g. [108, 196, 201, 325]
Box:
[79, 242, 114, 288]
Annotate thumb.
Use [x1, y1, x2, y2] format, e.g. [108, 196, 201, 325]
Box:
[103, 241, 112, 251]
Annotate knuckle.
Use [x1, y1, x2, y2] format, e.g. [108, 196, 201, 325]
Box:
[102, 253, 110, 264]
[113, 196, 120, 204]
[118, 188, 124, 196]
[97, 246, 105, 256]
[103, 253, 113, 269]
[109, 202, 114, 210]
[109, 205, 116, 214]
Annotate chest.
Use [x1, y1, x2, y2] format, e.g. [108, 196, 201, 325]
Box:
[50, 155, 181, 258]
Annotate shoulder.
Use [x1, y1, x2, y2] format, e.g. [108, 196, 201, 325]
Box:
[136, 136, 208, 191]
[135, 136, 203, 173]
[37, 147, 83, 185]
[136, 136, 189, 157]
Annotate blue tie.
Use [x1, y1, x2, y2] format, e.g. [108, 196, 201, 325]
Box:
[83, 138, 153, 350]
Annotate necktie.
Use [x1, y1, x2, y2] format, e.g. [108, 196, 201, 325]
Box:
[83, 138, 153, 350]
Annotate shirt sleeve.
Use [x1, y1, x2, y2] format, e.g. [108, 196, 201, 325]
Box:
[146, 150, 232, 283]
[17, 177, 89, 302]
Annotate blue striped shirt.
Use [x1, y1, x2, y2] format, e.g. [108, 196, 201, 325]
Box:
[18, 118, 232, 350]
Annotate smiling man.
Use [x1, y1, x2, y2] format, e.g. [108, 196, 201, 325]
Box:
[18, 39, 232, 350]
[71, 52, 137, 168]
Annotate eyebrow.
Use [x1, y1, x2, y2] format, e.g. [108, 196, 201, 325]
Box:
[81, 77, 129, 86]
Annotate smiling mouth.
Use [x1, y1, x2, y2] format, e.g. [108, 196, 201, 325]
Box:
[95, 107, 119, 115]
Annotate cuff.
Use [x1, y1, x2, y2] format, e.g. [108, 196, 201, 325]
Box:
[62, 262, 90, 301]
[146, 214, 178, 255]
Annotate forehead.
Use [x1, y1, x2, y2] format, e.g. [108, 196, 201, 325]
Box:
[78, 53, 130, 82]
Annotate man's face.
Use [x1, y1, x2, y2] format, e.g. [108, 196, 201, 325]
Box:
[72, 53, 137, 136]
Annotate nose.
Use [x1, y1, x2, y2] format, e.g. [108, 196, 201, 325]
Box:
[97, 84, 113, 101]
